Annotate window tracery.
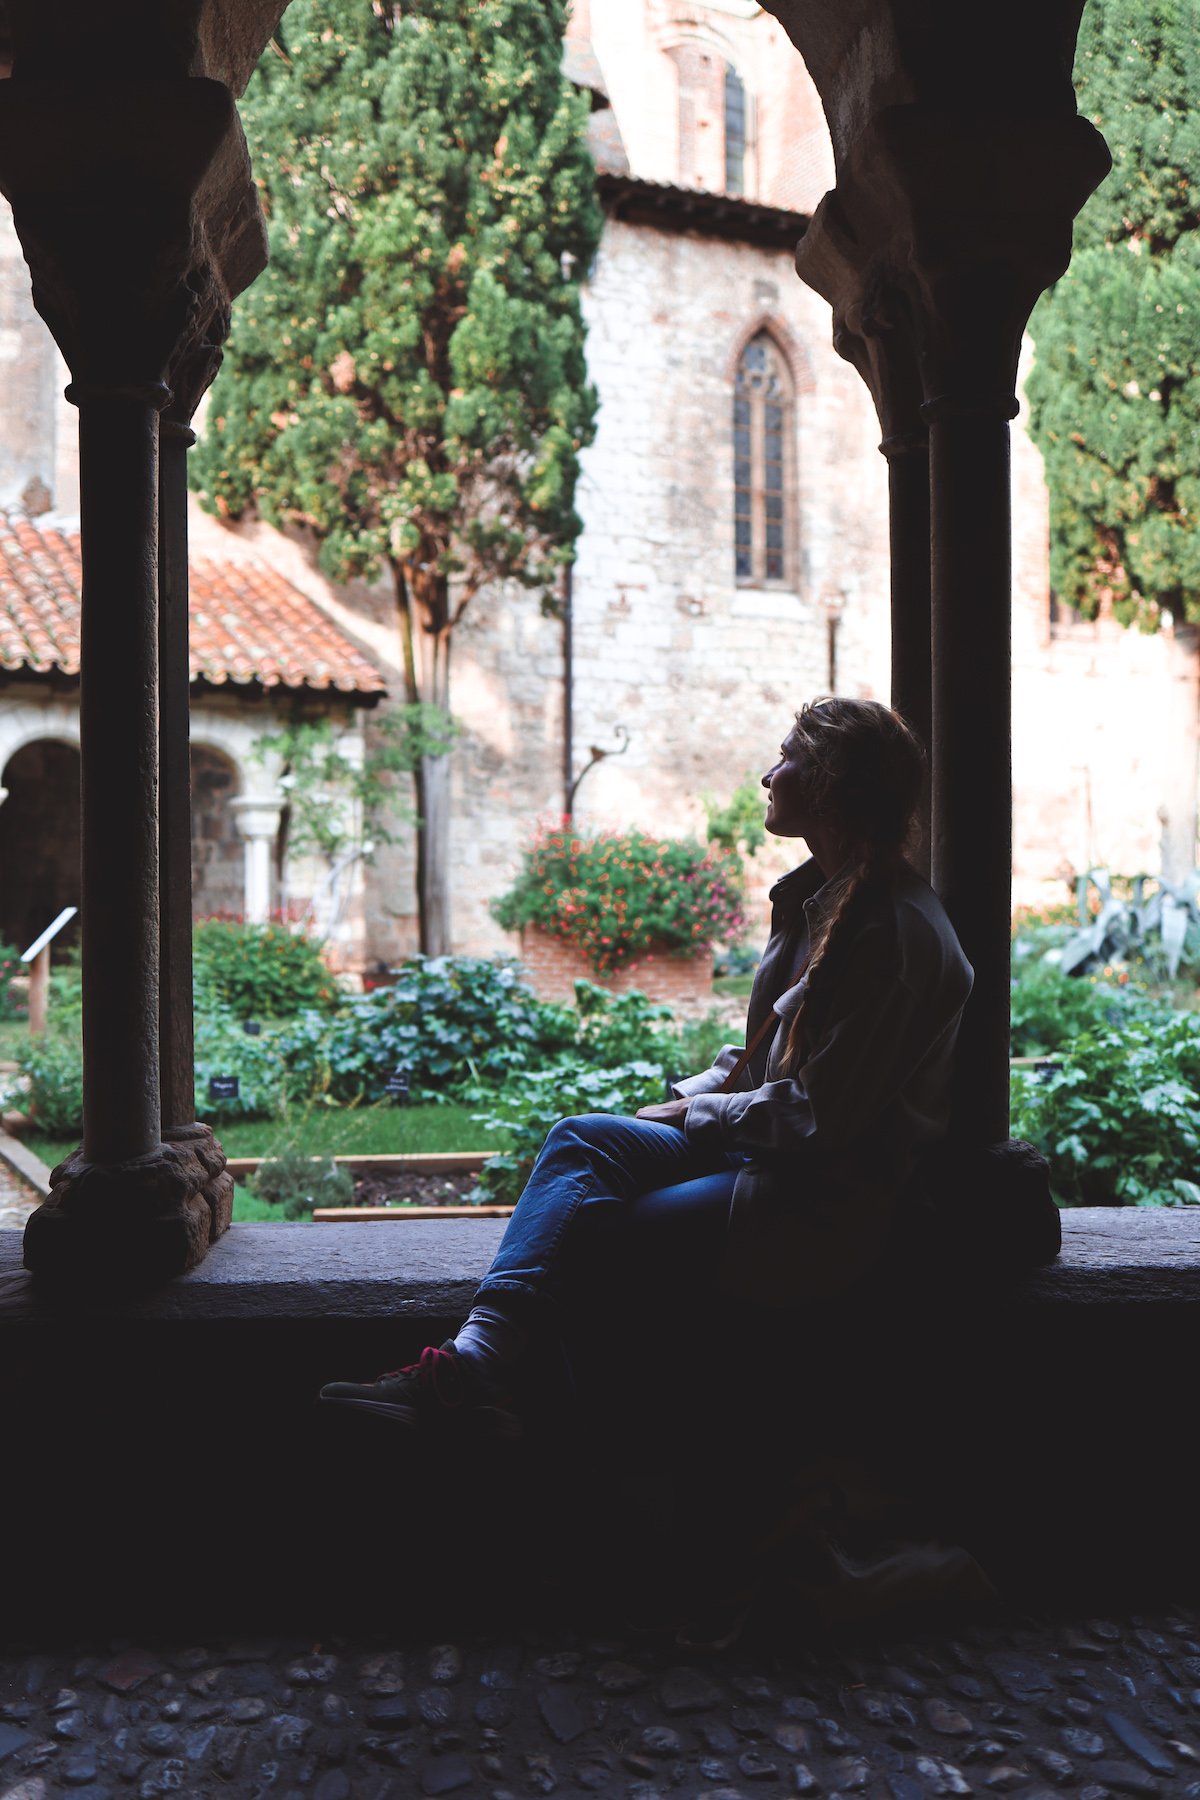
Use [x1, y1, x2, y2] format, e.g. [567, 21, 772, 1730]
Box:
[734, 332, 792, 585]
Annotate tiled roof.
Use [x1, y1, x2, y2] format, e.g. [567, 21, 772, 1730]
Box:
[0, 511, 385, 696]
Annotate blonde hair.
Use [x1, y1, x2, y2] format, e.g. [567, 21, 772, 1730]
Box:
[780, 697, 925, 1070]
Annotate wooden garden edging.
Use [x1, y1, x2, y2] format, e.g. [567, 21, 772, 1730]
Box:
[224, 1149, 493, 1179]
[223, 1148, 510, 1224]
[310, 1204, 515, 1221]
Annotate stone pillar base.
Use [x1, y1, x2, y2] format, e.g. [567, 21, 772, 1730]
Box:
[23, 1122, 232, 1287]
[910, 1138, 1060, 1278]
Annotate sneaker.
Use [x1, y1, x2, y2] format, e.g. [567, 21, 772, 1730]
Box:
[319, 1342, 523, 1439]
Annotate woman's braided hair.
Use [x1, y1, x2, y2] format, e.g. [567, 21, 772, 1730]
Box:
[780, 697, 926, 1072]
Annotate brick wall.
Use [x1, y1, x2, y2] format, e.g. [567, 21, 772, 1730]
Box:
[517, 925, 715, 1014]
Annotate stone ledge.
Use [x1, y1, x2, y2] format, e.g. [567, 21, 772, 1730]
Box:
[0, 1217, 507, 1320]
[2, 1208, 1198, 1633]
[3, 1209, 1199, 1323]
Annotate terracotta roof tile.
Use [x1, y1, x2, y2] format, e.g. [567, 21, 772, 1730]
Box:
[0, 511, 385, 697]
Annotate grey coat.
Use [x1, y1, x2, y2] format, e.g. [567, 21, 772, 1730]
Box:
[673, 858, 973, 1305]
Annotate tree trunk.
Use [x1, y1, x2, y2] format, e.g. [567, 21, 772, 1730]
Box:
[418, 735, 452, 955]
[394, 561, 454, 956]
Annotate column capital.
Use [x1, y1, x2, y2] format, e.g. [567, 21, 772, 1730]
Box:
[796, 105, 1111, 419]
[796, 188, 926, 450]
[0, 76, 264, 398]
[230, 794, 285, 843]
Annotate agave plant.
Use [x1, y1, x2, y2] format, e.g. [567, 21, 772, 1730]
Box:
[1059, 868, 1200, 981]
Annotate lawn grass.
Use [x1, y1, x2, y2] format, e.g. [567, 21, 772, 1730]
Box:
[24, 1099, 504, 1180]
[215, 1100, 498, 1160]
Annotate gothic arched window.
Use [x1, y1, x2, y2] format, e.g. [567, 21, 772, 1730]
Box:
[734, 332, 792, 585]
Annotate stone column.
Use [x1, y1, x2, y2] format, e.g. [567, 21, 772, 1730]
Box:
[158, 414, 197, 1135]
[71, 376, 169, 1166]
[231, 798, 284, 924]
[882, 430, 932, 878]
[796, 110, 1110, 1146]
[796, 210, 932, 872]
[158, 337, 235, 1227]
[926, 398, 1018, 1144]
[0, 76, 266, 1283]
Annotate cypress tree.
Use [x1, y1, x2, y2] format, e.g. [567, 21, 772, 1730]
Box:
[192, 0, 603, 952]
[1027, 2, 1200, 631]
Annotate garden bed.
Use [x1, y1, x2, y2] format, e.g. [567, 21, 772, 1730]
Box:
[351, 1169, 480, 1207]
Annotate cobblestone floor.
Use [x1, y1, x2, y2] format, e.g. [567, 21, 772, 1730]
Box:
[3, 1605, 1199, 1800]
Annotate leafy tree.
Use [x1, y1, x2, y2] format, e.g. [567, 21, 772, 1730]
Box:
[1027, 3, 1200, 631]
[702, 772, 767, 869]
[192, 0, 603, 952]
[251, 704, 455, 935]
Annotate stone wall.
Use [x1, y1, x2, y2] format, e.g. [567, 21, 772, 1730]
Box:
[190, 742, 244, 920]
[583, 0, 835, 212]
[357, 213, 892, 965]
[358, 208, 1200, 962]
[1008, 388, 1200, 902]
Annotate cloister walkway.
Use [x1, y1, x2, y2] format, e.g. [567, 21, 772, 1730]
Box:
[2, 1605, 1198, 1797]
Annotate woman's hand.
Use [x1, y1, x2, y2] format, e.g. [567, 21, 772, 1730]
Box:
[634, 1097, 692, 1129]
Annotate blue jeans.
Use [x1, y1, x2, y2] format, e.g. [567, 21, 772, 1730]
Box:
[475, 1113, 740, 1322]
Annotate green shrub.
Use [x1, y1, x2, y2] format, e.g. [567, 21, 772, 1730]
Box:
[19, 1034, 84, 1135]
[48, 952, 83, 1021]
[1011, 1011, 1200, 1206]
[472, 1060, 668, 1206]
[314, 956, 576, 1103]
[1009, 951, 1153, 1057]
[0, 940, 26, 1021]
[250, 1149, 354, 1220]
[673, 1007, 734, 1079]
[194, 1009, 301, 1120]
[192, 919, 337, 1020]
[492, 825, 745, 974]
[570, 982, 679, 1068]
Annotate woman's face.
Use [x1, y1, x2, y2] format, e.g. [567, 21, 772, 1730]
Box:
[761, 727, 820, 839]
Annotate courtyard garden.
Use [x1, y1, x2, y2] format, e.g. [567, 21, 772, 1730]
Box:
[3, 851, 1199, 1222]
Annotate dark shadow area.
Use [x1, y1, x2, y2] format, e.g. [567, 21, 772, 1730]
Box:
[0, 737, 80, 957]
[3, 1219, 1197, 1649]
[189, 742, 242, 920]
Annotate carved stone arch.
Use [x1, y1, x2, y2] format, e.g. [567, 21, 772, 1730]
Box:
[0, 699, 81, 795]
[0, 703, 83, 955]
[189, 707, 285, 925]
[651, 13, 738, 61]
[189, 710, 271, 798]
[725, 313, 815, 397]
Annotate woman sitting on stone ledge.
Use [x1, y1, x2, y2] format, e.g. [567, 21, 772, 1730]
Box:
[320, 696, 974, 1441]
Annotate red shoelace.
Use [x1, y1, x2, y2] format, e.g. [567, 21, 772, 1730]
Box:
[378, 1344, 463, 1405]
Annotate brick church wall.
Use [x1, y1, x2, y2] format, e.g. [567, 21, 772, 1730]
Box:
[517, 927, 714, 1013]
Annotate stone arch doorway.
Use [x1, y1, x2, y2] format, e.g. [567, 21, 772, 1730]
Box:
[190, 742, 244, 919]
[0, 737, 81, 958]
